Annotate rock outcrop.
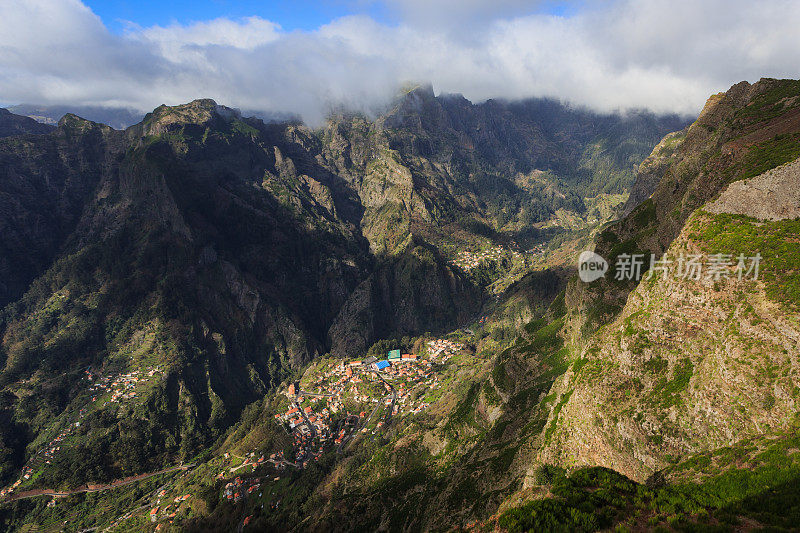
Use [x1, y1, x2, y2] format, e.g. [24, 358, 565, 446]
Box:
[707, 156, 800, 221]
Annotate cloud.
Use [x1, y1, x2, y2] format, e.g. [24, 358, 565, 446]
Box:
[379, 0, 545, 29]
[134, 16, 282, 57]
[0, 0, 798, 125]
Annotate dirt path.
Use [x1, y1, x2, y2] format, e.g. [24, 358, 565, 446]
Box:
[2, 464, 195, 503]
[298, 390, 335, 398]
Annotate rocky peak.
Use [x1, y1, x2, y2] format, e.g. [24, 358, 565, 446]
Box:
[138, 98, 243, 136]
[382, 83, 444, 130]
[55, 113, 117, 141]
[405, 82, 435, 101]
[57, 112, 97, 129]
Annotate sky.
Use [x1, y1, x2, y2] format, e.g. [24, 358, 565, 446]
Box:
[82, 1, 394, 33]
[1, 0, 799, 125]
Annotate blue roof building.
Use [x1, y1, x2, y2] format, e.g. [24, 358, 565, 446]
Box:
[375, 360, 390, 371]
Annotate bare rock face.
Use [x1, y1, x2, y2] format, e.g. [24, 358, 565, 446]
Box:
[327, 242, 481, 357]
[0, 115, 122, 307]
[138, 99, 236, 136]
[706, 156, 800, 221]
[622, 128, 688, 217]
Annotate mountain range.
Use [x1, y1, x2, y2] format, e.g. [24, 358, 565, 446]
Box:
[1, 80, 798, 532]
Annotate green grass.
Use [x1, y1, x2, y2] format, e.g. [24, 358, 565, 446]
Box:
[498, 432, 800, 532]
[497, 467, 636, 533]
[632, 199, 657, 227]
[692, 213, 800, 309]
[733, 79, 800, 124]
[230, 119, 259, 138]
[665, 359, 694, 396]
[648, 358, 693, 408]
[519, 318, 565, 356]
[643, 356, 668, 374]
[735, 133, 800, 183]
[543, 390, 573, 443]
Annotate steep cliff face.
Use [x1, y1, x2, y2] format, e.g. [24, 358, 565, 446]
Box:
[0, 102, 375, 485]
[541, 188, 800, 482]
[537, 79, 800, 482]
[0, 115, 122, 307]
[328, 242, 482, 357]
[319, 87, 686, 253]
[621, 128, 688, 217]
[6, 77, 800, 531]
[568, 78, 800, 335]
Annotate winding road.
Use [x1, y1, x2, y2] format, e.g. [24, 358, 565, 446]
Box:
[2, 464, 195, 503]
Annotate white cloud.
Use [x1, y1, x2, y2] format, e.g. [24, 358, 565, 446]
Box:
[134, 16, 282, 60]
[0, 0, 798, 125]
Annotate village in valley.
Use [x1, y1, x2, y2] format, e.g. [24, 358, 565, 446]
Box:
[449, 240, 550, 272]
[0, 332, 483, 529]
[270, 337, 471, 471]
[448, 241, 552, 298]
[129, 335, 479, 530]
[452, 245, 510, 271]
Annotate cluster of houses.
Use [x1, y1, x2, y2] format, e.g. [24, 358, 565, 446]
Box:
[223, 476, 262, 503]
[274, 398, 331, 466]
[149, 491, 191, 523]
[450, 241, 550, 272]
[451, 246, 508, 271]
[0, 471, 28, 497]
[86, 366, 163, 405]
[1, 405, 95, 496]
[219, 451, 269, 475]
[294, 431, 324, 466]
[273, 349, 445, 464]
[528, 242, 546, 255]
[426, 338, 465, 361]
[359, 350, 419, 373]
[266, 451, 290, 468]
[370, 357, 437, 413]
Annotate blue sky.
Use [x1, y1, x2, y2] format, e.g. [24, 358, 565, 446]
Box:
[83, 0, 576, 33]
[84, 0, 390, 32]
